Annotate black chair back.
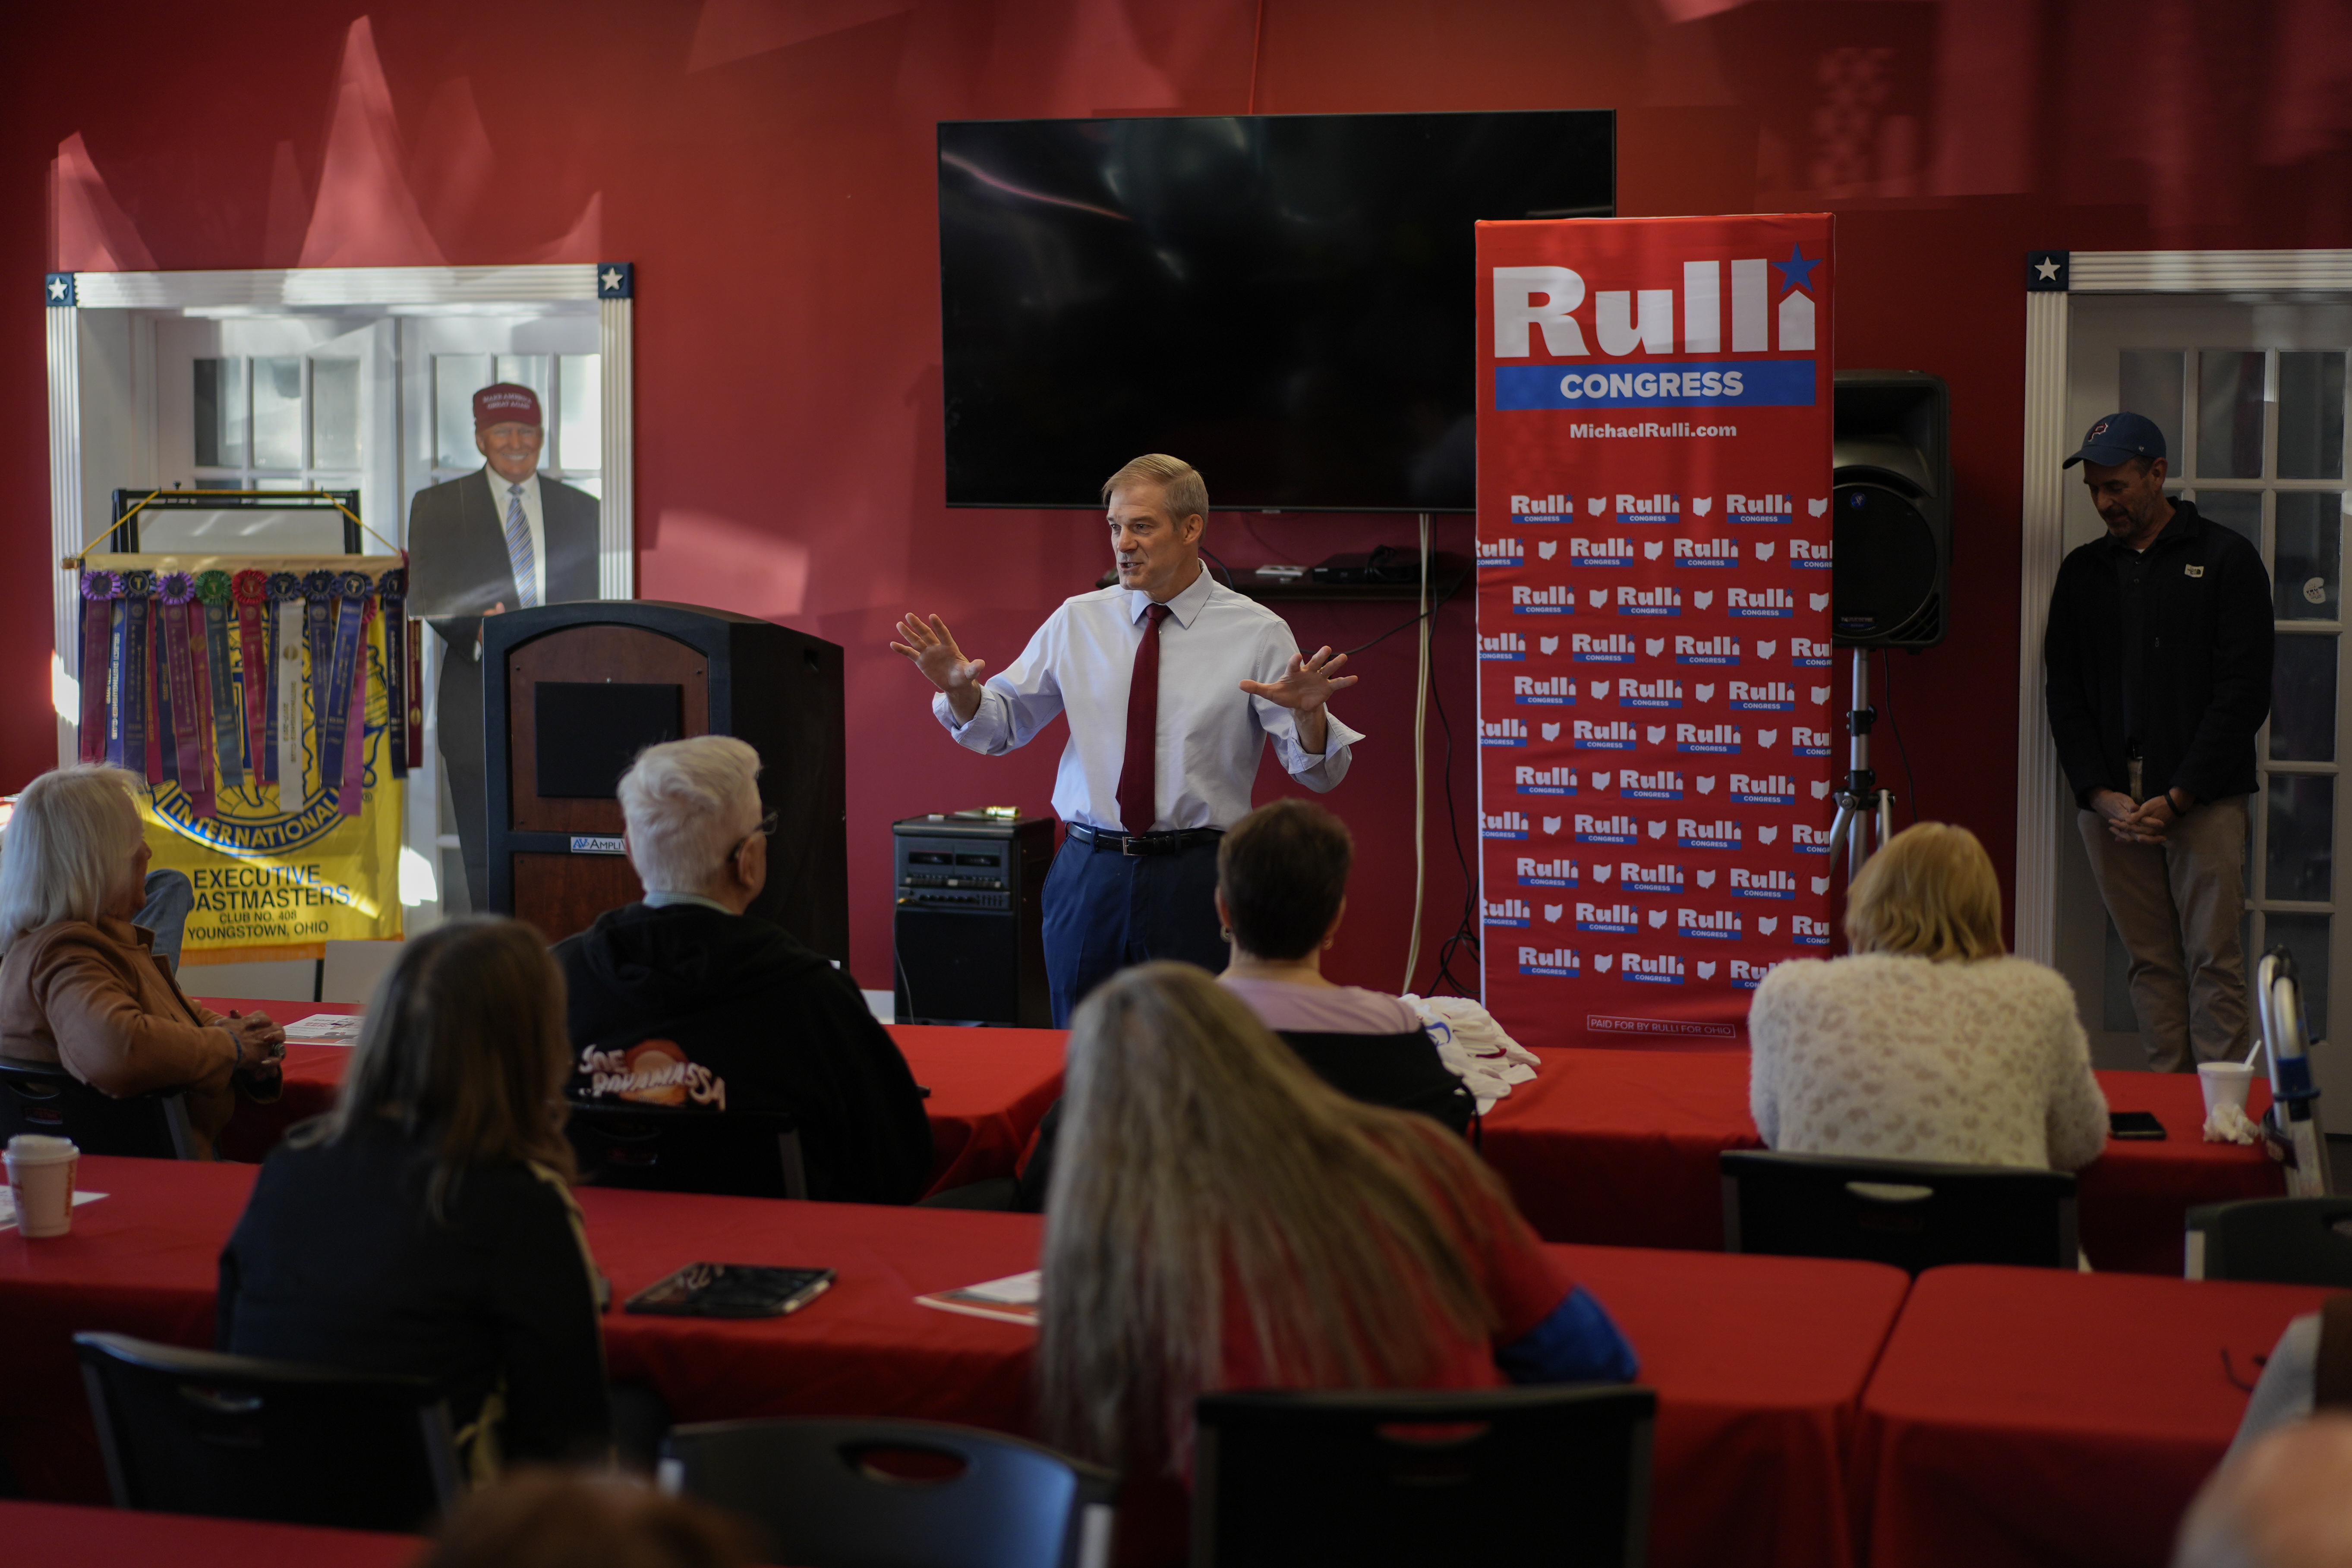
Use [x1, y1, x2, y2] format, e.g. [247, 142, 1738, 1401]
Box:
[2187, 1197, 2352, 1284]
[1277, 1029, 1476, 1136]
[566, 1098, 807, 1200]
[1721, 1149, 2078, 1273]
[73, 1331, 460, 1532]
[1194, 1385, 1655, 1568]
[660, 1417, 1115, 1568]
[0, 1058, 195, 1159]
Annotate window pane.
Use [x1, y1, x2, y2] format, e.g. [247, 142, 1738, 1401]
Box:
[2267, 773, 2334, 903]
[563, 475, 602, 501]
[2276, 491, 2343, 620]
[2272, 633, 2339, 762]
[2197, 489, 2262, 554]
[2199, 350, 2267, 479]
[194, 358, 245, 469]
[558, 354, 600, 471]
[252, 357, 303, 470]
[492, 355, 552, 412]
[2278, 351, 2346, 481]
[2119, 350, 2185, 466]
[2263, 911, 2331, 1042]
[435, 354, 492, 469]
[310, 358, 361, 470]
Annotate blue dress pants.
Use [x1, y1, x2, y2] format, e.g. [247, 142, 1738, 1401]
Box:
[1040, 834, 1226, 1026]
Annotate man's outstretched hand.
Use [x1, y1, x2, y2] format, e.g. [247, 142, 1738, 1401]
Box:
[891, 614, 987, 722]
[1240, 645, 1356, 754]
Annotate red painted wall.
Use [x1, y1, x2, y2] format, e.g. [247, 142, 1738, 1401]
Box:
[4, 0, 2349, 989]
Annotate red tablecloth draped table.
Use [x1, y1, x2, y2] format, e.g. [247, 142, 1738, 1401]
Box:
[0, 1155, 1906, 1568]
[1478, 1048, 2285, 1273]
[199, 998, 1066, 1195]
[0, 1499, 420, 1568]
[1852, 1265, 2330, 1568]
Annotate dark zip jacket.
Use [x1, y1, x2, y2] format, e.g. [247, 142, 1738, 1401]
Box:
[555, 903, 934, 1205]
[2044, 498, 2272, 809]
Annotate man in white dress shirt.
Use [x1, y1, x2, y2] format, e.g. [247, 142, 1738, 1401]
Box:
[407, 383, 599, 910]
[893, 453, 1361, 1024]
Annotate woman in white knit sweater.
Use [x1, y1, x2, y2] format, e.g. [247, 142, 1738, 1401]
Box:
[1748, 822, 2109, 1172]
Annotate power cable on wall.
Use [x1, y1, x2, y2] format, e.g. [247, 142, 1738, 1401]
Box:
[1880, 649, 1919, 826]
[1402, 513, 1430, 991]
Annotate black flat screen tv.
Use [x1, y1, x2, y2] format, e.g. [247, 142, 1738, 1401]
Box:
[939, 110, 1614, 513]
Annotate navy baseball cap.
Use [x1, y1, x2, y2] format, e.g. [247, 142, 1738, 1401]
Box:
[2063, 411, 2166, 469]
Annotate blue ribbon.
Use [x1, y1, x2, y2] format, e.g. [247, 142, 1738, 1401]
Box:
[318, 592, 367, 803]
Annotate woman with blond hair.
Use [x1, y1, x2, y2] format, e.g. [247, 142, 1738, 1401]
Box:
[1747, 821, 2108, 1171]
[0, 765, 283, 1157]
[217, 917, 611, 1477]
[1037, 963, 1633, 1561]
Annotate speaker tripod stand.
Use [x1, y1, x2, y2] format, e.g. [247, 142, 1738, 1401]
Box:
[1825, 646, 1898, 879]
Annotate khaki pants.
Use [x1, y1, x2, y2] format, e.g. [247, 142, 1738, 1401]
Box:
[2077, 794, 2251, 1073]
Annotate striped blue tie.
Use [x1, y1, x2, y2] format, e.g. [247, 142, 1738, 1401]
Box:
[502, 484, 539, 609]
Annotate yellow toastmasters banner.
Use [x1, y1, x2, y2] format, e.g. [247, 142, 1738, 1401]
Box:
[76, 555, 417, 963]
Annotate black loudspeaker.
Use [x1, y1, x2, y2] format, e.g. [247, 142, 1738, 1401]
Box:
[1832, 370, 1952, 649]
[892, 812, 1056, 1026]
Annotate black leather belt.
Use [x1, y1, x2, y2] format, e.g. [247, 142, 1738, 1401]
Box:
[1067, 822, 1224, 857]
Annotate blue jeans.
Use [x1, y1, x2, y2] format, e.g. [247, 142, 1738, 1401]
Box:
[1040, 834, 1226, 1026]
[136, 869, 195, 968]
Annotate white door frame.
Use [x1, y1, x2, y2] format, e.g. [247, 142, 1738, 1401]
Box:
[41, 262, 636, 762]
[2012, 249, 2352, 963]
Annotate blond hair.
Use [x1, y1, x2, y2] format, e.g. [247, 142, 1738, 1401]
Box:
[1844, 821, 2005, 961]
[0, 765, 145, 954]
[617, 736, 763, 897]
[1037, 963, 1503, 1477]
[301, 917, 577, 1215]
[1100, 453, 1208, 523]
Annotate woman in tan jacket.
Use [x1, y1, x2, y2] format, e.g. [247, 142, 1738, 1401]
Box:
[0, 766, 284, 1156]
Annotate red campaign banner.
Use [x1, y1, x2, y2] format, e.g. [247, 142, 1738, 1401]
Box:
[1473, 214, 1836, 1049]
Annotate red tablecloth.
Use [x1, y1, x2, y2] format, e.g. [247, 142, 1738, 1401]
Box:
[0, 1499, 419, 1568]
[199, 998, 1066, 1195]
[1853, 1265, 2330, 1568]
[0, 1155, 1907, 1568]
[1480, 1048, 2285, 1273]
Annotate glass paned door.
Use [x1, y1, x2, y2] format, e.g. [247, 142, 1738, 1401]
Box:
[2062, 298, 2352, 1095]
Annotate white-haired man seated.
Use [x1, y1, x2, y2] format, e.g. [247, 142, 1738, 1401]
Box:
[552, 736, 932, 1204]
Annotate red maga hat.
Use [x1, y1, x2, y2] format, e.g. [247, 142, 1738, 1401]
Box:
[473, 383, 542, 430]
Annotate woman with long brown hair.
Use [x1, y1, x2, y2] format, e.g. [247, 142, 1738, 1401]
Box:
[216, 917, 610, 1478]
[1036, 963, 1633, 1553]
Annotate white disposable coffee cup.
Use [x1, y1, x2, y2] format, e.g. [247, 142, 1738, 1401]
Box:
[4, 1134, 78, 1238]
[2199, 1062, 2258, 1118]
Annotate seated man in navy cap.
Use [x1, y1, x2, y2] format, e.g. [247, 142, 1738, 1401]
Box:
[2044, 411, 2273, 1071]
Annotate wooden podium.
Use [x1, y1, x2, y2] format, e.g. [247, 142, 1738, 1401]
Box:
[481, 601, 847, 960]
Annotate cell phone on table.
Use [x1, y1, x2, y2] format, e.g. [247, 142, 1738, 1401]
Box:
[624, 1263, 835, 1319]
[2109, 1111, 2167, 1140]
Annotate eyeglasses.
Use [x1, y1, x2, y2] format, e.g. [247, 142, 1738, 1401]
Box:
[724, 810, 779, 865]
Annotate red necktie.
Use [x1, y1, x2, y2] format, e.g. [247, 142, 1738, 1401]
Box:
[1117, 603, 1171, 834]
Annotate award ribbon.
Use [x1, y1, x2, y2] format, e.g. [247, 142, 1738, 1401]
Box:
[302, 570, 337, 751]
[338, 586, 375, 817]
[122, 571, 155, 785]
[267, 573, 303, 799]
[234, 571, 269, 781]
[378, 567, 410, 780]
[271, 574, 305, 801]
[79, 572, 118, 765]
[318, 576, 369, 805]
[198, 571, 242, 791]
[158, 572, 211, 819]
